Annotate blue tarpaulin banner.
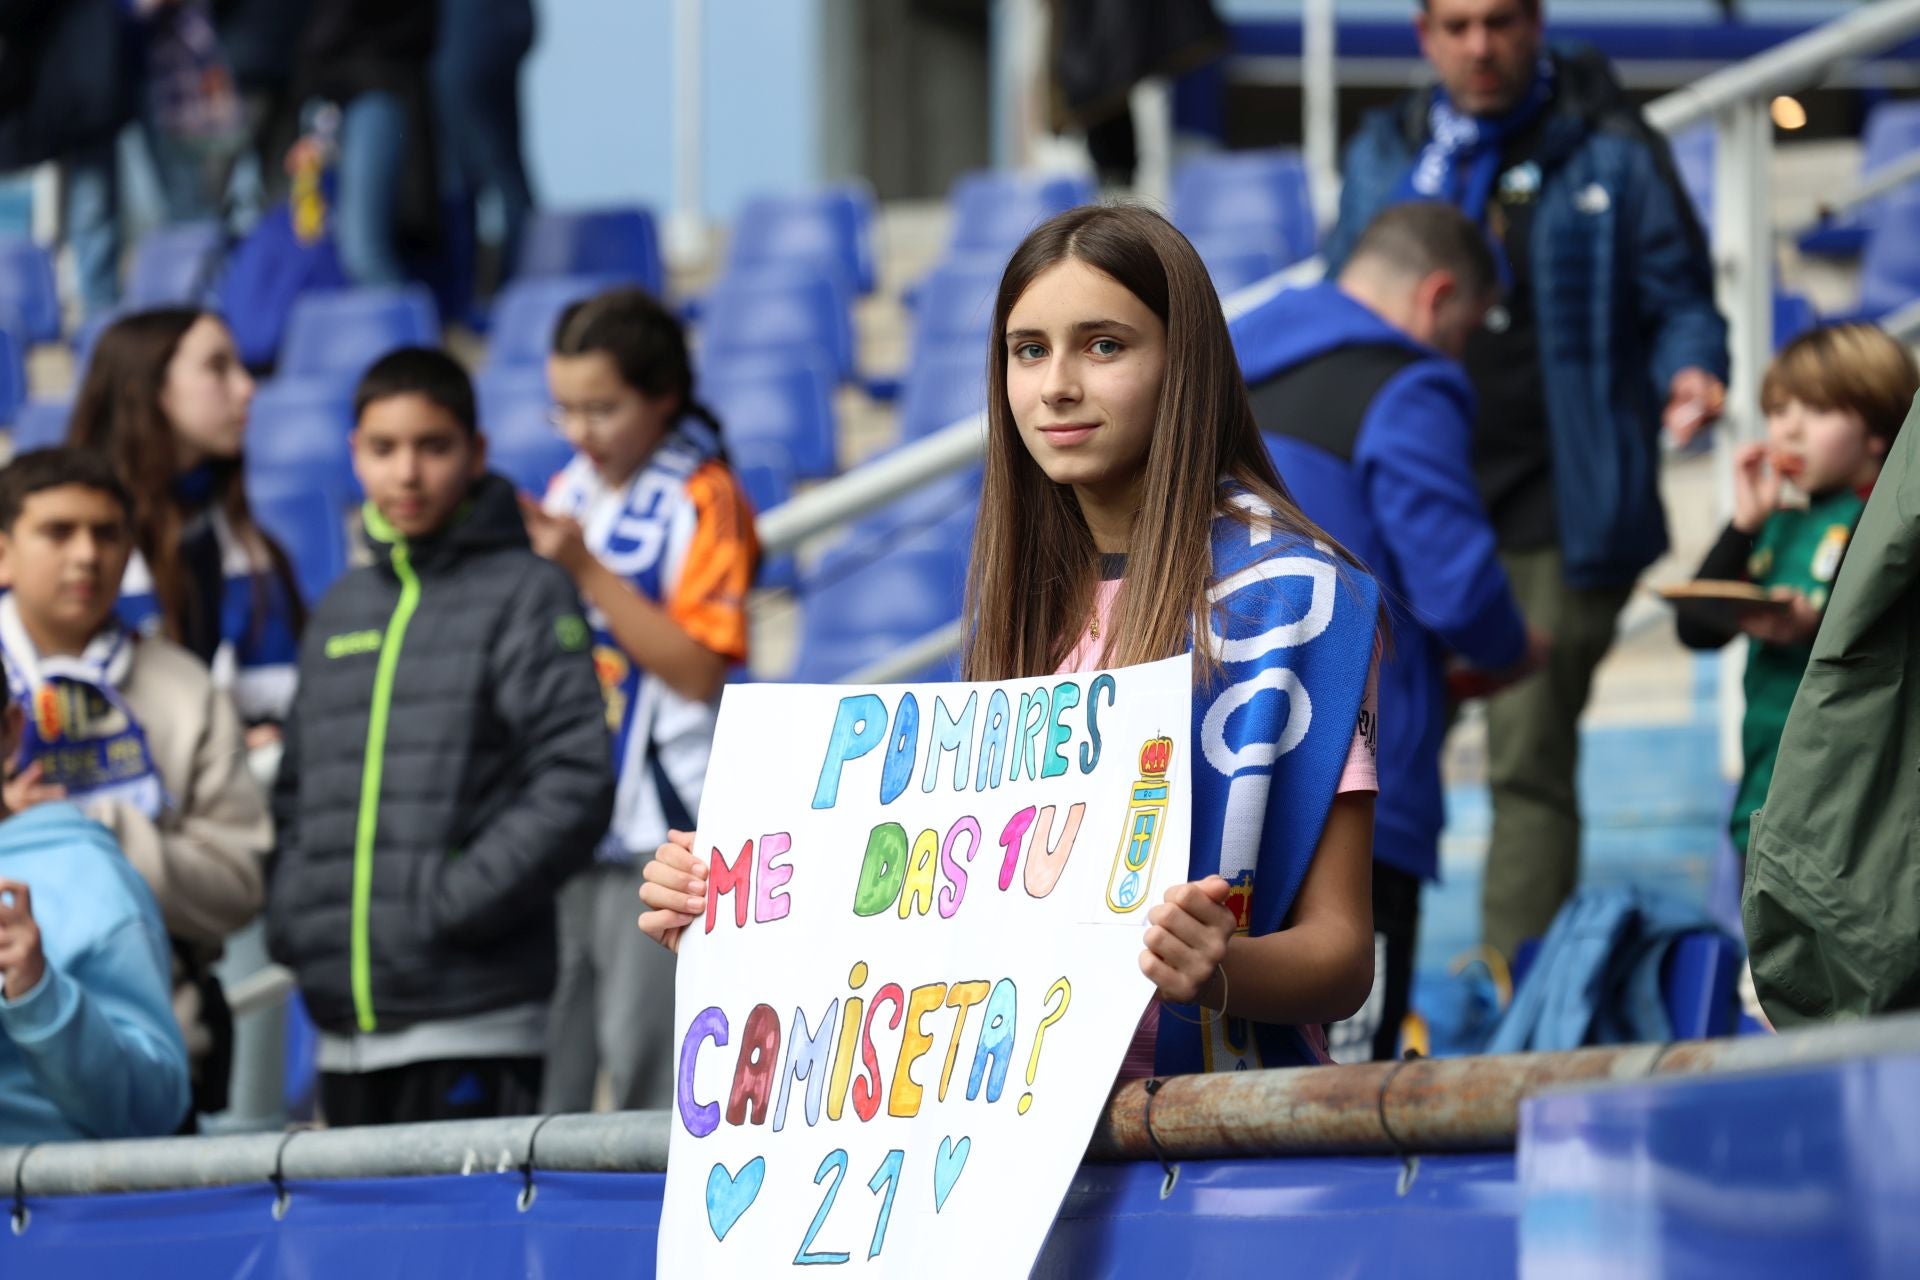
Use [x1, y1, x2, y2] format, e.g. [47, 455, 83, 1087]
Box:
[0, 1158, 1523, 1278]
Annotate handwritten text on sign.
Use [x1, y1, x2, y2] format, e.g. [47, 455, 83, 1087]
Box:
[659, 655, 1193, 1277]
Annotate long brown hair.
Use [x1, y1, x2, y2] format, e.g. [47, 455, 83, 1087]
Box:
[66, 308, 303, 642]
[963, 203, 1357, 684]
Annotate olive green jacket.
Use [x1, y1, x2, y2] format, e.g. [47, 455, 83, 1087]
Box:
[1744, 399, 1920, 1025]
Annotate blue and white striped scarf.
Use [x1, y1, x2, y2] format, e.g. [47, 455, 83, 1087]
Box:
[1154, 496, 1380, 1074]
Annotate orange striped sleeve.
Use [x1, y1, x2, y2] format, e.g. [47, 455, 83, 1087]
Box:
[668, 460, 758, 662]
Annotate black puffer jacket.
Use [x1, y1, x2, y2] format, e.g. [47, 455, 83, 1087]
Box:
[266, 474, 613, 1035]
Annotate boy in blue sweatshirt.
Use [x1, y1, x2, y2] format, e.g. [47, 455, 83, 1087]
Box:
[1233, 201, 1547, 1061]
[0, 698, 189, 1142]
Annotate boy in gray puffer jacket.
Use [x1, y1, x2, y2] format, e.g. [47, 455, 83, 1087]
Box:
[266, 348, 613, 1126]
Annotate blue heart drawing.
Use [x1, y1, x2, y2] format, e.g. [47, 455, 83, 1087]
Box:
[933, 1136, 971, 1212]
[705, 1156, 766, 1242]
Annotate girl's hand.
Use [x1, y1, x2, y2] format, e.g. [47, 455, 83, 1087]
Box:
[1740, 587, 1823, 647]
[518, 495, 592, 577]
[1140, 876, 1235, 1008]
[638, 829, 707, 954]
[1730, 442, 1779, 535]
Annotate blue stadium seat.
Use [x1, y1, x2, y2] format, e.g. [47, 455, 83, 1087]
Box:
[898, 352, 988, 442]
[1774, 291, 1818, 349]
[825, 469, 978, 588]
[245, 377, 358, 502]
[487, 274, 628, 368]
[1668, 125, 1715, 232]
[1856, 190, 1920, 317]
[8, 398, 71, 452]
[946, 171, 1095, 257]
[1799, 101, 1920, 257]
[804, 547, 964, 640]
[1661, 930, 1741, 1040]
[909, 261, 1002, 363]
[826, 182, 880, 293]
[0, 236, 60, 345]
[251, 481, 350, 606]
[728, 189, 872, 296]
[1193, 236, 1286, 296]
[517, 208, 665, 296]
[0, 328, 21, 427]
[71, 307, 121, 379]
[278, 285, 439, 381]
[730, 442, 797, 589]
[732, 448, 793, 516]
[702, 269, 856, 383]
[125, 220, 226, 307]
[1172, 150, 1316, 265]
[702, 357, 839, 479]
[789, 548, 966, 682]
[476, 366, 574, 494]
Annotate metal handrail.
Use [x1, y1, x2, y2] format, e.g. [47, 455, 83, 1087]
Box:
[1645, 0, 1920, 135]
[7, 1012, 1916, 1196]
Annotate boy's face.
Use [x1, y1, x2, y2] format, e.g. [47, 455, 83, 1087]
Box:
[1764, 397, 1888, 495]
[352, 393, 487, 540]
[0, 485, 131, 652]
[545, 351, 677, 487]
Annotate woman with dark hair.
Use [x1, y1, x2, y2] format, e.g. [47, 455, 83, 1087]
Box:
[641, 205, 1383, 1077]
[67, 307, 303, 738]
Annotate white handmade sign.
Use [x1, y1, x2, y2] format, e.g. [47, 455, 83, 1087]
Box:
[659, 655, 1194, 1277]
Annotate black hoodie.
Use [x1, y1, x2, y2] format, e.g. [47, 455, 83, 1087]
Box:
[266, 473, 614, 1036]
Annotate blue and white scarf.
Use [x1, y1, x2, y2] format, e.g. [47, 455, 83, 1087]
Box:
[1155, 495, 1380, 1074]
[1394, 56, 1555, 280]
[0, 594, 168, 820]
[117, 506, 300, 726]
[545, 422, 726, 861]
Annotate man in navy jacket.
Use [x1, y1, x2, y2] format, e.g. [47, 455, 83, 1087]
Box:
[1234, 201, 1545, 1062]
[1322, 0, 1728, 962]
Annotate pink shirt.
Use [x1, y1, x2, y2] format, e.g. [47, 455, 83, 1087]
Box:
[1057, 574, 1381, 1080]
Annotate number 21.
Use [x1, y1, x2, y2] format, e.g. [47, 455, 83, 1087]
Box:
[792, 1148, 906, 1266]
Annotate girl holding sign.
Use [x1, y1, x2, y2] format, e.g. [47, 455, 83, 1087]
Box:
[641, 205, 1380, 1075]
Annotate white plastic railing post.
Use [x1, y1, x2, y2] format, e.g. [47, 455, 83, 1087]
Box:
[1712, 97, 1773, 783]
[666, 0, 709, 265]
[1303, 0, 1340, 230]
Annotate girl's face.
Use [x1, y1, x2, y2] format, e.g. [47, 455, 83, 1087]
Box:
[1004, 258, 1168, 508]
[545, 351, 678, 487]
[1764, 396, 1886, 495]
[159, 315, 254, 471]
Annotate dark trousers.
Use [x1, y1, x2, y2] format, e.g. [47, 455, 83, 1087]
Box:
[1328, 863, 1423, 1063]
[321, 1057, 544, 1127]
[1481, 547, 1634, 960]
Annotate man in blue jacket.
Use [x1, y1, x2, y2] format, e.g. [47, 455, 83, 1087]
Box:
[1323, 0, 1729, 962]
[0, 704, 189, 1142]
[1236, 200, 1545, 1061]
